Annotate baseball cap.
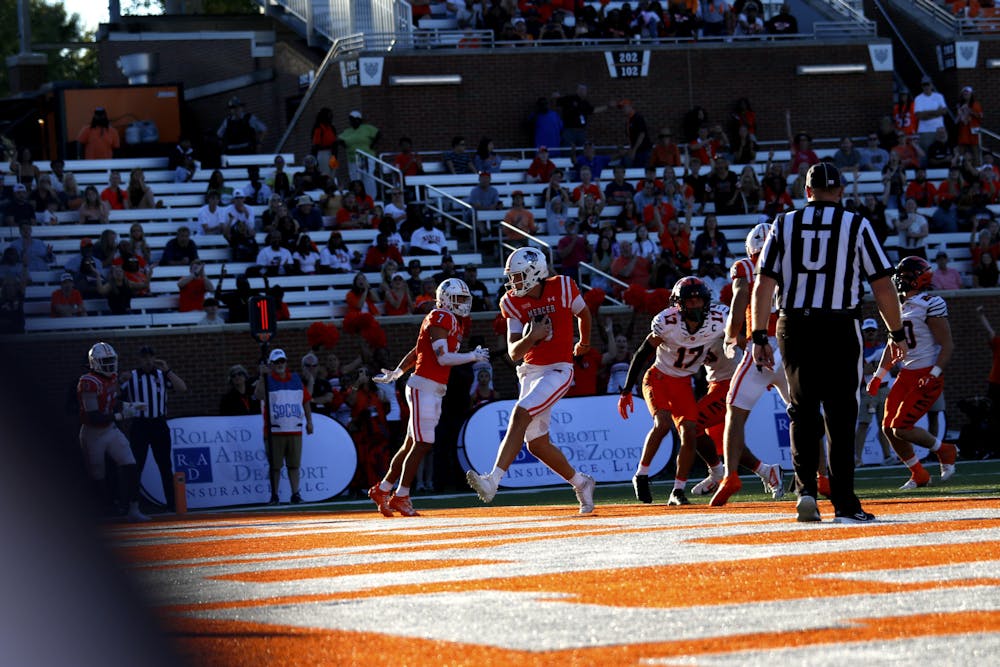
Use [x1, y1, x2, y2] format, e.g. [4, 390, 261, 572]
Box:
[139, 345, 156, 357]
[13, 183, 26, 192]
[538, 145, 548, 152]
[962, 85, 974, 94]
[60, 272, 74, 282]
[232, 187, 245, 198]
[391, 272, 406, 281]
[805, 162, 842, 190]
[861, 318, 879, 330]
[268, 348, 287, 363]
[349, 110, 362, 119]
[80, 238, 93, 248]
[921, 74, 933, 84]
[297, 194, 313, 206]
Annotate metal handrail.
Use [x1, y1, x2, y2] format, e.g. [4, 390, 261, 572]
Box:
[577, 262, 628, 305]
[496, 222, 555, 271]
[275, 33, 365, 152]
[355, 149, 403, 201]
[422, 184, 478, 253]
[908, 0, 1000, 35]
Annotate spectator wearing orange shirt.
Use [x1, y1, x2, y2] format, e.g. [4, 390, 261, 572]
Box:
[382, 273, 413, 315]
[525, 146, 557, 183]
[660, 217, 693, 274]
[100, 172, 128, 211]
[362, 233, 403, 272]
[335, 192, 364, 229]
[76, 107, 120, 160]
[891, 132, 925, 170]
[649, 128, 682, 168]
[346, 272, 379, 314]
[51, 272, 86, 317]
[393, 136, 424, 181]
[893, 89, 918, 136]
[310, 107, 338, 177]
[177, 259, 214, 312]
[956, 86, 984, 165]
[905, 168, 939, 207]
[611, 240, 652, 292]
[502, 191, 536, 244]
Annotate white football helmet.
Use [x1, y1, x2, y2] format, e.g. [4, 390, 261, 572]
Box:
[745, 222, 771, 259]
[88, 341, 118, 375]
[436, 278, 473, 317]
[504, 247, 548, 297]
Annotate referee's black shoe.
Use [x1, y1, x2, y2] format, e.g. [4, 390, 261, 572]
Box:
[834, 509, 877, 523]
[667, 489, 690, 506]
[632, 474, 652, 504]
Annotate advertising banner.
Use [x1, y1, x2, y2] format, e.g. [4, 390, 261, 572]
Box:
[141, 414, 356, 508]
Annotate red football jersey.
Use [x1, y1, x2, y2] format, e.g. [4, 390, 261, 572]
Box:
[500, 275, 583, 366]
[414, 308, 464, 385]
[730, 257, 777, 337]
[78, 372, 118, 426]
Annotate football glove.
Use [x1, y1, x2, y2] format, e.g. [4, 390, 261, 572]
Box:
[618, 392, 634, 420]
[472, 346, 490, 363]
[373, 367, 404, 384]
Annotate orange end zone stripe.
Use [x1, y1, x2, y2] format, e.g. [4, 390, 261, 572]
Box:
[209, 558, 502, 582]
[695, 518, 1000, 544]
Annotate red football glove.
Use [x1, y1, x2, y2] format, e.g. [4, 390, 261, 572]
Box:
[917, 374, 943, 394]
[865, 377, 882, 396]
[618, 392, 634, 420]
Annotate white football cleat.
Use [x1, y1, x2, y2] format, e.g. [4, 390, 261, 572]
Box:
[574, 474, 596, 515]
[466, 470, 498, 503]
[690, 475, 720, 496]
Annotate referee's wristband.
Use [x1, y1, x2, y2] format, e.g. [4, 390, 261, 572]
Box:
[751, 330, 769, 346]
[889, 328, 906, 343]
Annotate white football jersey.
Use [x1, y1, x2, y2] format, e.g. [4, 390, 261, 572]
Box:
[651, 303, 728, 377]
[900, 292, 947, 370]
[705, 337, 741, 384]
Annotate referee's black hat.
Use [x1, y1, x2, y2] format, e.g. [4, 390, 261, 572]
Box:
[806, 162, 842, 189]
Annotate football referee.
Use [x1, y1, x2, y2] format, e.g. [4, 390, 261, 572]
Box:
[751, 163, 907, 523]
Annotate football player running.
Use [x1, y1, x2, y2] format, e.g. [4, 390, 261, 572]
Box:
[711, 223, 793, 506]
[77, 342, 149, 522]
[868, 256, 957, 489]
[370, 279, 488, 516]
[466, 247, 597, 514]
[618, 277, 726, 506]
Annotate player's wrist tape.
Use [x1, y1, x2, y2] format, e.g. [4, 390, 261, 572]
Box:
[930, 365, 942, 377]
[751, 330, 769, 346]
[889, 328, 906, 343]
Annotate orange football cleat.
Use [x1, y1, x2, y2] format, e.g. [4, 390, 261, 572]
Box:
[388, 493, 420, 517]
[368, 485, 394, 517]
[710, 475, 742, 507]
[817, 473, 831, 498]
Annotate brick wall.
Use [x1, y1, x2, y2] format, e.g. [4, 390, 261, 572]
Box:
[6, 292, 998, 443]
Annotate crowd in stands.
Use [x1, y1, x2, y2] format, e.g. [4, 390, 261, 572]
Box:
[1, 71, 999, 336]
[416, 0, 802, 42]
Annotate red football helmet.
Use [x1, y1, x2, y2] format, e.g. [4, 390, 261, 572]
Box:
[893, 256, 933, 294]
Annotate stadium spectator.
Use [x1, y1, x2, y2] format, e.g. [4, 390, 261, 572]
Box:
[3, 184, 35, 226]
[339, 110, 381, 183]
[214, 269, 254, 324]
[268, 284, 291, 321]
[688, 125, 718, 165]
[76, 107, 119, 160]
[219, 365, 256, 415]
[473, 137, 503, 173]
[611, 240, 652, 291]
[526, 145, 556, 183]
[217, 96, 267, 155]
[705, 157, 741, 215]
[633, 179, 660, 214]
[127, 169, 156, 209]
[97, 264, 139, 314]
[346, 272, 378, 314]
[197, 190, 226, 236]
[833, 137, 863, 171]
[126, 223, 152, 264]
[362, 233, 403, 272]
[531, 97, 563, 151]
[693, 213, 729, 269]
[6, 222, 52, 271]
[291, 234, 321, 275]
[255, 230, 293, 276]
[50, 272, 86, 317]
[701, 0, 732, 36]
[542, 169, 571, 209]
[731, 164, 763, 214]
[160, 227, 199, 266]
[100, 172, 128, 211]
[892, 131, 924, 170]
[735, 2, 765, 36]
[319, 232, 353, 273]
[393, 136, 424, 180]
[502, 191, 536, 244]
[62, 173, 82, 210]
[729, 124, 758, 165]
[409, 215, 448, 255]
[926, 127, 954, 170]
[660, 217, 693, 273]
[905, 168, 939, 207]
[931, 251, 963, 290]
[765, 3, 798, 34]
[224, 188, 253, 231]
[604, 165, 636, 205]
[299, 155, 332, 193]
[405, 258, 424, 297]
[0, 265, 26, 333]
[413, 277, 437, 314]
[556, 220, 590, 280]
[973, 251, 999, 288]
[382, 272, 413, 315]
[444, 136, 476, 175]
[591, 234, 616, 291]
[377, 259, 401, 301]
[956, 86, 983, 165]
[882, 151, 907, 211]
[683, 155, 709, 208]
[267, 154, 292, 200]
[893, 89, 917, 137]
[198, 297, 224, 326]
[177, 259, 214, 312]
[914, 75, 947, 151]
[894, 198, 930, 260]
[334, 191, 364, 230]
[786, 121, 819, 174]
[433, 253, 460, 284]
[171, 138, 196, 182]
[65, 239, 103, 296]
[383, 189, 407, 228]
[311, 107, 338, 177]
[29, 174, 65, 214]
[227, 216, 259, 262]
[553, 84, 606, 149]
[860, 132, 891, 172]
[206, 169, 233, 205]
[615, 197, 641, 232]
[572, 140, 615, 180]
[571, 165, 602, 204]
[243, 165, 274, 206]
[292, 194, 323, 232]
[665, 0, 698, 38]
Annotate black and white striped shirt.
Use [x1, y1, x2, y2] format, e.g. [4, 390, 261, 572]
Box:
[757, 201, 894, 311]
[122, 369, 172, 419]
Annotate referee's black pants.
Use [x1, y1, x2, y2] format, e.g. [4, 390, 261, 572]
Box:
[777, 311, 864, 515]
[130, 417, 174, 510]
